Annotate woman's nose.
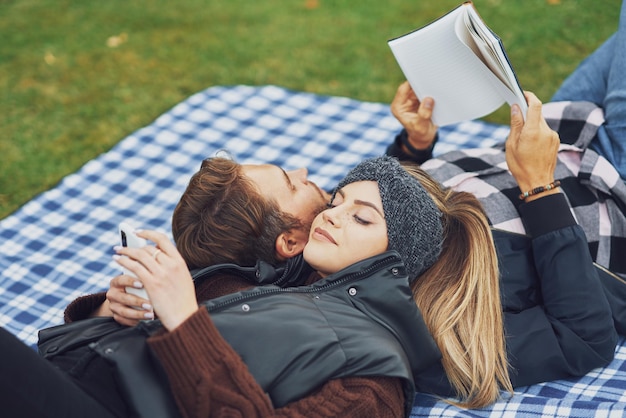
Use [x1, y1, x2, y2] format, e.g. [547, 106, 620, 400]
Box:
[322, 207, 338, 226]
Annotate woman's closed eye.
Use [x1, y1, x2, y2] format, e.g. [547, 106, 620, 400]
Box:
[328, 191, 377, 225]
[353, 214, 371, 225]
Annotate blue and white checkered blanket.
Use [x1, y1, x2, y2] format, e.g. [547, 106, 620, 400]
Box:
[1, 85, 624, 417]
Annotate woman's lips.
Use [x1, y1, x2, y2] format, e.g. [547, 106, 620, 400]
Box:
[313, 227, 336, 245]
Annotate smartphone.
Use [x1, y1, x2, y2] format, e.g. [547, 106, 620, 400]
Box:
[118, 222, 149, 301]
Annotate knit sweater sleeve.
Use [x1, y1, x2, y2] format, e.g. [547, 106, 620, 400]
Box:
[147, 308, 405, 418]
[63, 292, 107, 323]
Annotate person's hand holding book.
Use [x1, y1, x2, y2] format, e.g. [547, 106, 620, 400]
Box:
[505, 91, 560, 202]
[391, 81, 438, 153]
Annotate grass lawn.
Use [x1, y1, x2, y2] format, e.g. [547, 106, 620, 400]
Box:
[0, 0, 621, 219]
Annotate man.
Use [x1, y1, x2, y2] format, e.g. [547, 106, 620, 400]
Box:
[72, 158, 334, 323]
[172, 158, 330, 270]
[390, 81, 626, 278]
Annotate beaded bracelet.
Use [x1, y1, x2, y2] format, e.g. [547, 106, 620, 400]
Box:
[518, 180, 561, 200]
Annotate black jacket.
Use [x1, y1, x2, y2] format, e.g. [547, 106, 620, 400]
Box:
[196, 251, 440, 416]
[46, 251, 441, 418]
[413, 194, 619, 395]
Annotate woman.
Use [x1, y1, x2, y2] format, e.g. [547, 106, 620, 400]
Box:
[112, 154, 509, 417]
[2, 148, 511, 418]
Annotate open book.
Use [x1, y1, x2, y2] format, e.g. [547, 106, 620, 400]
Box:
[388, 1, 527, 126]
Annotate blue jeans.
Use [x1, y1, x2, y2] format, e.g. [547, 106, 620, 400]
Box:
[551, 0, 626, 179]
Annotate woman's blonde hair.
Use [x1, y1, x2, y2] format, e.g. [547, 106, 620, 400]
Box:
[402, 162, 512, 408]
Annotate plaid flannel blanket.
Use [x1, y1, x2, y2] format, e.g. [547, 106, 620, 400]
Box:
[422, 100, 626, 278]
[0, 85, 624, 417]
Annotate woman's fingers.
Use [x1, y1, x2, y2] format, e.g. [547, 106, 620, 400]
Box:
[107, 275, 153, 325]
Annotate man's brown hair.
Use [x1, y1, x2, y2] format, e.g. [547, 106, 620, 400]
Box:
[172, 157, 303, 269]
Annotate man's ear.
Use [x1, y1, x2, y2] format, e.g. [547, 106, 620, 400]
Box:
[275, 229, 308, 260]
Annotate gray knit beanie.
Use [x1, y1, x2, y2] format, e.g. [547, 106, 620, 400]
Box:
[336, 156, 443, 280]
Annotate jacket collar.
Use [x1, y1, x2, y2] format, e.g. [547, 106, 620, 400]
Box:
[191, 254, 313, 288]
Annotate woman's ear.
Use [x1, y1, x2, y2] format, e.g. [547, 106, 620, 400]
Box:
[275, 229, 308, 260]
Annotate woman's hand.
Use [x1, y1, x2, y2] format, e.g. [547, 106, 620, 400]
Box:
[114, 230, 198, 331]
[105, 274, 154, 326]
[506, 92, 561, 202]
[390, 81, 438, 152]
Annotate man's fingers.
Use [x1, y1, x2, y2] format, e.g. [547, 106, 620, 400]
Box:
[523, 91, 543, 126]
[396, 81, 411, 97]
[417, 97, 434, 120]
[508, 104, 524, 146]
[391, 81, 411, 111]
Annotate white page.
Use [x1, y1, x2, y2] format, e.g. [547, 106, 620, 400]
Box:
[388, 3, 526, 126]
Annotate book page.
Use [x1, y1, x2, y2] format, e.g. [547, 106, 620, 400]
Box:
[463, 5, 527, 116]
[462, 15, 511, 88]
[388, 2, 526, 126]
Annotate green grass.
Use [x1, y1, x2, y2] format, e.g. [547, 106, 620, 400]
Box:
[0, 0, 621, 219]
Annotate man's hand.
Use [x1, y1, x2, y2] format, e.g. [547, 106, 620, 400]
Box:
[506, 92, 560, 202]
[390, 81, 438, 152]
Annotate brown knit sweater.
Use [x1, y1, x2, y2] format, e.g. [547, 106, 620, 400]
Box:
[64, 273, 406, 418]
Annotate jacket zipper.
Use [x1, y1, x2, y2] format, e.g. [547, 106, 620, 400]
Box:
[594, 262, 626, 285]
